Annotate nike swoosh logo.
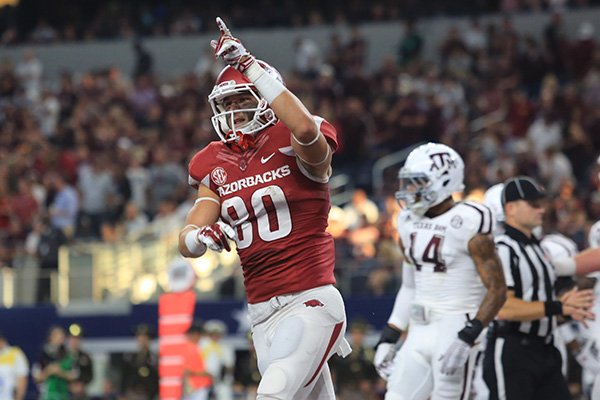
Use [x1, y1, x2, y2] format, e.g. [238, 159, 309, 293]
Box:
[261, 153, 276, 164]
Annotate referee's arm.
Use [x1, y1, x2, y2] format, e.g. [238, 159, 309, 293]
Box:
[499, 289, 595, 322]
[498, 291, 548, 321]
[495, 239, 595, 323]
[493, 242, 557, 322]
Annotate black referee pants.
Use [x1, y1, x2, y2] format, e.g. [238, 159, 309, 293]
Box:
[483, 332, 572, 400]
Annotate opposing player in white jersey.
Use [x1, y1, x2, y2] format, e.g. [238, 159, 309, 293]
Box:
[584, 221, 600, 399]
[373, 143, 507, 400]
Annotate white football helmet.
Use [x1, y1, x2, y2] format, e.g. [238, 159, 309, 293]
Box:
[396, 143, 465, 216]
[541, 233, 579, 261]
[483, 183, 505, 234]
[589, 220, 600, 248]
[208, 60, 283, 144]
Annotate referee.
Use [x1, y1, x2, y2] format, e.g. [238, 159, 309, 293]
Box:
[483, 176, 595, 400]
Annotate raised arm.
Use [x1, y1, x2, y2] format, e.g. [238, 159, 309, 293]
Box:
[211, 17, 332, 178]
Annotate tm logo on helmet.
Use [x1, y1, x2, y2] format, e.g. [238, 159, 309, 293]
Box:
[429, 152, 457, 171]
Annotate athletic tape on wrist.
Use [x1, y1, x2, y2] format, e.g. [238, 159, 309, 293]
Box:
[184, 229, 207, 257]
[244, 62, 285, 104]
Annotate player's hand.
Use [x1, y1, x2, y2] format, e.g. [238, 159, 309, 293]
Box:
[575, 338, 600, 374]
[210, 17, 255, 72]
[373, 342, 398, 380]
[197, 221, 236, 252]
[560, 288, 594, 310]
[563, 304, 595, 327]
[561, 288, 596, 326]
[439, 338, 471, 375]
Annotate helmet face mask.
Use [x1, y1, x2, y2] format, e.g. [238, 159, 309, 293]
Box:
[208, 61, 282, 144]
[395, 172, 435, 215]
[396, 143, 465, 216]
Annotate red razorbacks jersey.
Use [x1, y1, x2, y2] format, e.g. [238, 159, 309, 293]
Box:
[188, 117, 338, 303]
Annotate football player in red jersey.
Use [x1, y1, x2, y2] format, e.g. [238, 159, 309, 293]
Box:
[178, 17, 351, 399]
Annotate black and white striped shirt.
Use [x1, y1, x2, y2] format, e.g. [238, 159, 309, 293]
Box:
[495, 225, 558, 338]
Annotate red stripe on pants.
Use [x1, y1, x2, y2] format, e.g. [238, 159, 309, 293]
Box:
[304, 322, 344, 387]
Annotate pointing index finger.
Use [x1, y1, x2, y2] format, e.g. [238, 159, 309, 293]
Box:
[216, 17, 231, 35]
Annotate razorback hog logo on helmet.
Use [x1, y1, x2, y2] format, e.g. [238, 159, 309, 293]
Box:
[211, 167, 227, 186]
[304, 299, 324, 308]
[429, 152, 457, 171]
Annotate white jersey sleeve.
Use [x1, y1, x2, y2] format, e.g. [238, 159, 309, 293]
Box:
[387, 262, 416, 330]
[458, 201, 494, 240]
[482, 183, 505, 235]
[541, 233, 579, 261]
[589, 220, 600, 248]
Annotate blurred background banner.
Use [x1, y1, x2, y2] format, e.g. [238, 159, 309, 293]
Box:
[158, 290, 196, 400]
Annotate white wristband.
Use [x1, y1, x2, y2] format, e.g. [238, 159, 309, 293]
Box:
[297, 145, 331, 166]
[194, 197, 220, 206]
[244, 62, 285, 104]
[244, 60, 264, 81]
[184, 229, 207, 257]
[554, 257, 577, 276]
[292, 130, 322, 147]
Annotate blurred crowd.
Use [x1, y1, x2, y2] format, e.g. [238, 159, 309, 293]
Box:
[0, 8, 599, 400]
[2, 320, 251, 400]
[1, 10, 600, 304]
[1, 0, 600, 46]
[0, 318, 387, 400]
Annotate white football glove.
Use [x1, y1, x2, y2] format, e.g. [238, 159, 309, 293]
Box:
[439, 338, 471, 375]
[197, 221, 236, 252]
[575, 338, 600, 374]
[210, 17, 255, 72]
[373, 342, 398, 380]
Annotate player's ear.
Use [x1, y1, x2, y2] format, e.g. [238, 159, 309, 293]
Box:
[503, 202, 515, 219]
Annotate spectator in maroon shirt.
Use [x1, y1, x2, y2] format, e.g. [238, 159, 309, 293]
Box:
[569, 22, 597, 81]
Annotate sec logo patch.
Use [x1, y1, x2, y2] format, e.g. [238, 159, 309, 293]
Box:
[451, 215, 463, 228]
[211, 167, 227, 186]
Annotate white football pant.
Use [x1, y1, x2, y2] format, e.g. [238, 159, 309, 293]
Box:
[248, 285, 350, 400]
[386, 312, 478, 400]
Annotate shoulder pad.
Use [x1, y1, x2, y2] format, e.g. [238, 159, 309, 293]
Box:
[455, 201, 494, 235]
[188, 142, 223, 189]
[541, 233, 578, 260]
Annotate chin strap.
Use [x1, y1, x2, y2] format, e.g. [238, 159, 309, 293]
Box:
[229, 132, 256, 153]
